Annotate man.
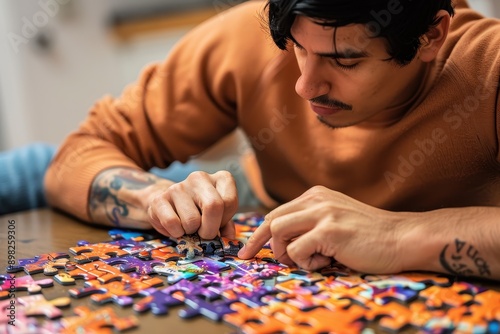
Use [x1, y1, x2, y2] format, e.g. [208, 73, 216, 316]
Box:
[45, 0, 500, 280]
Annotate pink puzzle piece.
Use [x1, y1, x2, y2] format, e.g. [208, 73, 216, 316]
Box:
[0, 274, 53, 294]
[17, 294, 71, 319]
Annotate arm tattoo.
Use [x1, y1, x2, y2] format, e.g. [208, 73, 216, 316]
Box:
[89, 168, 158, 227]
[439, 238, 491, 277]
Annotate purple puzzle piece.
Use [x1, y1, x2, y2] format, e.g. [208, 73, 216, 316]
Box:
[178, 257, 231, 275]
[102, 256, 165, 276]
[6, 253, 70, 273]
[133, 287, 183, 315]
[163, 279, 219, 301]
[234, 286, 278, 308]
[178, 295, 236, 321]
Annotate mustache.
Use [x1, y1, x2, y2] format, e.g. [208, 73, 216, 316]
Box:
[310, 96, 353, 111]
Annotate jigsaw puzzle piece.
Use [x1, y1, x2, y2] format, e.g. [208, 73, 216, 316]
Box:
[229, 260, 288, 281]
[178, 295, 236, 321]
[60, 306, 138, 333]
[275, 269, 324, 284]
[223, 302, 292, 334]
[275, 279, 322, 296]
[199, 238, 223, 256]
[0, 274, 53, 294]
[164, 278, 219, 300]
[253, 248, 278, 263]
[69, 276, 163, 307]
[289, 291, 352, 311]
[175, 234, 203, 259]
[362, 276, 427, 291]
[6, 252, 70, 274]
[54, 273, 76, 286]
[1, 299, 42, 334]
[230, 286, 279, 308]
[102, 255, 165, 276]
[63, 262, 99, 282]
[69, 242, 129, 264]
[272, 304, 366, 334]
[133, 287, 183, 315]
[140, 246, 182, 262]
[216, 237, 244, 257]
[359, 284, 418, 305]
[178, 256, 230, 274]
[24, 258, 69, 276]
[397, 272, 452, 286]
[108, 229, 154, 241]
[419, 284, 474, 308]
[73, 260, 138, 284]
[17, 294, 71, 319]
[152, 262, 204, 284]
[365, 301, 415, 332]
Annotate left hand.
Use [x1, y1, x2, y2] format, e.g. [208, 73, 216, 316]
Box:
[238, 186, 408, 273]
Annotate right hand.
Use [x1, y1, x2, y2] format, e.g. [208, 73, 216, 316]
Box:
[145, 170, 239, 240]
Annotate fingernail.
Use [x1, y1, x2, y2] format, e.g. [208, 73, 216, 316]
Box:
[237, 245, 246, 258]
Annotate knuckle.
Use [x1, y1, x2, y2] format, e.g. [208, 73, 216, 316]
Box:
[186, 171, 209, 182]
[202, 198, 225, 213]
[166, 182, 184, 194]
[214, 170, 233, 179]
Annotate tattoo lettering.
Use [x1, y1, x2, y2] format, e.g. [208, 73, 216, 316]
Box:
[89, 168, 158, 227]
[439, 238, 491, 277]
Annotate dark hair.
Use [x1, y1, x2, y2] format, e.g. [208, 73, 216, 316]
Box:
[267, 0, 455, 65]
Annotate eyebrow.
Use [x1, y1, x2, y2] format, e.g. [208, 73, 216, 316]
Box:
[289, 34, 370, 59]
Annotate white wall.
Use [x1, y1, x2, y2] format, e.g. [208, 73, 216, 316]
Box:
[0, 0, 192, 150]
[0, 0, 498, 150]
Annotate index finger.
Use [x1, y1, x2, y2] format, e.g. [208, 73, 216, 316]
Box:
[237, 217, 271, 259]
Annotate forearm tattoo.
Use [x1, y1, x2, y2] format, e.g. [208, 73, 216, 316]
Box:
[439, 238, 491, 277]
[89, 168, 158, 226]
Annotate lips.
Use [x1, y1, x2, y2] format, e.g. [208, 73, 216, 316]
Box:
[310, 103, 343, 116]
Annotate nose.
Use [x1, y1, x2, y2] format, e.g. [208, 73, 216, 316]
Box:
[295, 58, 330, 101]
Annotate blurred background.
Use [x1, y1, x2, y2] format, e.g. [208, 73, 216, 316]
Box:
[0, 0, 498, 150]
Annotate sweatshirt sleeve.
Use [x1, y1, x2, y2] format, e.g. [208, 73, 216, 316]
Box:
[44, 3, 265, 221]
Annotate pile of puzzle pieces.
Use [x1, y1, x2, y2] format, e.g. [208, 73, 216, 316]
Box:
[2, 212, 500, 333]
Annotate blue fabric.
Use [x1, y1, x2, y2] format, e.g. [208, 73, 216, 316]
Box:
[0, 144, 259, 215]
[0, 143, 56, 215]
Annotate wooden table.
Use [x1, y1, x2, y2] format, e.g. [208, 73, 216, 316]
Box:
[0, 209, 234, 333]
[2, 209, 499, 334]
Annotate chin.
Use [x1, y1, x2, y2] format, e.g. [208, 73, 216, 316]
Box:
[317, 116, 358, 129]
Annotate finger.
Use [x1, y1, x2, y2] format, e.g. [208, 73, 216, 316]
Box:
[195, 188, 225, 240]
[214, 171, 238, 238]
[237, 217, 272, 259]
[147, 206, 171, 237]
[267, 209, 318, 265]
[149, 202, 184, 238]
[287, 231, 332, 271]
[220, 219, 236, 239]
[169, 189, 202, 235]
[264, 190, 313, 222]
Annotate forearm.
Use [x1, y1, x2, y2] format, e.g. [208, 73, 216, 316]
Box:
[89, 167, 174, 229]
[399, 206, 500, 280]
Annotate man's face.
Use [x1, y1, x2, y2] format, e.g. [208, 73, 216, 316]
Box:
[291, 16, 427, 129]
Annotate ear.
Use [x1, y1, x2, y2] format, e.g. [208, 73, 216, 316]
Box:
[418, 10, 451, 62]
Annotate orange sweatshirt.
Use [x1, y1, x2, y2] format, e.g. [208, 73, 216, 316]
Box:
[45, 0, 500, 222]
